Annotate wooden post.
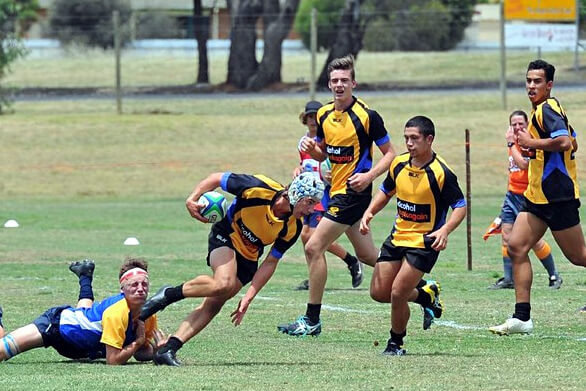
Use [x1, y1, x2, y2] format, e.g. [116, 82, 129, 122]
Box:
[113, 10, 122, 115]
[465, 128, 472, 271]
[309, 8, 317, 101]
[499, 0, 507, 110]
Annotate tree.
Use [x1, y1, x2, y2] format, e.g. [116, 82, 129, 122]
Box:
[226, 0, 300, 90]
[0, 0, 38, 114]
[193, 0, 209, 84]
[317, 0, 370, 87]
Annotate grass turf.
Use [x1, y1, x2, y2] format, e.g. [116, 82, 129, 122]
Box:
[1, 91, 585, 390]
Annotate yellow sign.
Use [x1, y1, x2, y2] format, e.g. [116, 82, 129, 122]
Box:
[505, 0, 576, 21]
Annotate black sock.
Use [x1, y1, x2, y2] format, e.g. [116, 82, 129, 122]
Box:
[414, 288, 432, 307]
[342, 253, 358, 267]
[164, 284, 185, 304]
[416, 279, 426, 289]
[390, 329, 406, 346]
[513, 302, 531, 322]
[78, 275, 94, 301]
[160, 336, 183, 353]
[306, 303, 321, 324]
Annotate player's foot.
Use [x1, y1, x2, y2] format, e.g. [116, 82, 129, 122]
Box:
[489, 317, 533, 335]
[579, 305, 586, 313]
[69, 259, 95, 278]
[277, 315, 321, 336]
[0, 305, 4, 328]
[548, 275, 563, 289]
[153, 348, 181, 366]
[295, 279, 309, 290]
[382, 339, 406, 356]
[421, 280, 443, 330]
[139, 285, 172, 321]
[348, 259, 363, 288]
[488, 277, 514, 290]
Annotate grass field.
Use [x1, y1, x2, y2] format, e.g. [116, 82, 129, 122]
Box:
[4, 49, 586, 89]
[1, 89, 585, 390]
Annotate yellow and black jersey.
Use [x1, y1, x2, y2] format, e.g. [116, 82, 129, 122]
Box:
[525, 97, 579, 204]
[380, 152, 466, 248]
[316, 96, 390, 197]
[217, 173, 302, 261]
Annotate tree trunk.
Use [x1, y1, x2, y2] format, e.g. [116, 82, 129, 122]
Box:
[245, 0, 300, 90]
[317, 0, 367, 88]
[227, 0, 262, 88]
[193, 0, 209, 84]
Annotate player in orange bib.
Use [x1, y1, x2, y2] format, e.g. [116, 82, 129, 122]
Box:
[487, 110, 562, 290]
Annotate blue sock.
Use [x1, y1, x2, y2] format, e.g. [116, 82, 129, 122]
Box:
[78, 275, 94, 301]
[538, 254, 557, 278]
[503, 257, 513, 282]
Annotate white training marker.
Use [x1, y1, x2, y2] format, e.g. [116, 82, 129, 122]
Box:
[123, 237, 140, 246]
[4, 219, 19, 228]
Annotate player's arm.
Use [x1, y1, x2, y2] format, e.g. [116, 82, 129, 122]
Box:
[133, 327, 167, 362]
[360, 186, 394, 235]
[230, 253, 280, 326]
[300, 137, 327, 161]
[517, 129, 572, 152]
[186, 172, 224, 223]
[348, 141, 396, 192]
[104, 320, 147, 365]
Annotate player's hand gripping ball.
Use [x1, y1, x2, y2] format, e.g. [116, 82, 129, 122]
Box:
[198, 191, 227, 223]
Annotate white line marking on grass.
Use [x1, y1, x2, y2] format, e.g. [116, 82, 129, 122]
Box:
[322, 304, 375, 314]
[435, 320, 485, 330]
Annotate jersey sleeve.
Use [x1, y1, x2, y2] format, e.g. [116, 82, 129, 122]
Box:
[221, 173, 264, 197]
[369, 110, 390, 146]
[100, 306, 129, 349]
[542, 102, 569, 139]
[441, 169, 466, 209]
[379, 170, 396, 196]
[270, 218, 302, 259]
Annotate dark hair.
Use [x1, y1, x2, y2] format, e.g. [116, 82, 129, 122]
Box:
[527, 60, 555, 82]
[119, 256, 148, 279]
[327, 54, 355, 81]
[405, 115, 435, 138]
[509, 110, 528, 123]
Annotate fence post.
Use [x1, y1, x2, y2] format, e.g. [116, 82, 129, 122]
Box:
[465, 128, 472, 271]
[309, 8, 317, 101]
[113, 10, 122, 115]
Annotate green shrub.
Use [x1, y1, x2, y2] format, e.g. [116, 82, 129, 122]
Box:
[395, 1, 452, 51]
[135, 11, 181, 39]
[48, 0, 132, 49]
[295, 0, 344, 51]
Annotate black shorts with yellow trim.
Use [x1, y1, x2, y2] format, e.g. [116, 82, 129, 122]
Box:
[523, 198, 581, 231]
[207, 220, 258, 286]
[324, 193, 371, 226]
[377, 235, 439, 274]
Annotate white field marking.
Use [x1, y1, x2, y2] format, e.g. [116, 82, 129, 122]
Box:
[321, 304, 376, 314]
[240, 295, 586, 342]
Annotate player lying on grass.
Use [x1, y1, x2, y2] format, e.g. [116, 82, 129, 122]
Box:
[0, 258, 165, 365]
[139, 172, 324, 366]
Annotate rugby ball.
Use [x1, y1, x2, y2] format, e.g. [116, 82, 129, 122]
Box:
[319, 158, 332, 186]
[198, 191, 227, 223]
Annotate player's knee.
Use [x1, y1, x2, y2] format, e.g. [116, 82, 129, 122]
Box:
[304, 242, 323, 263]
[212, 278, 237, 297]
[370, 286, 390, 303]
[507, 242, 528, 261]
[390, 286, 410, 303]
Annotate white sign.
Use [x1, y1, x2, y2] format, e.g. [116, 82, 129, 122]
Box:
[505, 23, 577, 48]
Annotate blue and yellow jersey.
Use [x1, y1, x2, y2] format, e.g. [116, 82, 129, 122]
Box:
[219, 172, 302, 261]
[380, 152, 466, 248]
[59, 293, 158, 359]
[315, 97, 390, 197]
[525, 97, 579, 204]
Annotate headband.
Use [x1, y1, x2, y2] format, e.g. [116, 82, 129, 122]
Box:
[119, 267, 148, 284]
